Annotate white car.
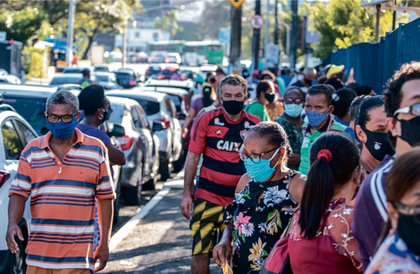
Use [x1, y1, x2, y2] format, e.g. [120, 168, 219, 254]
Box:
[0, 109, 38, 273]
[106, 90, 182, 181]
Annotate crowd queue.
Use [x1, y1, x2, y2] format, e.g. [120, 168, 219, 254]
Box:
[4, 61, 420, 274]
[181, 62, 420, 274]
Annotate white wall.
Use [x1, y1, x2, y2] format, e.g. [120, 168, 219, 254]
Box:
[114, 28, 171, 51]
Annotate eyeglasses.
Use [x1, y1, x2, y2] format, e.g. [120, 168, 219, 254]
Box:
[284, 98, 303, 105]
[393, 103, 420, 117]
[239, 147, 279, 164]
[394, 202, 420, 215]
[45, 112, 77, 124]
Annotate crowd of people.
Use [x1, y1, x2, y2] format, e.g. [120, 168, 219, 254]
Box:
[182, 62, 420, 274]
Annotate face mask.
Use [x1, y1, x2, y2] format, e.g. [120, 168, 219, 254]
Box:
[398, 116, 420, 147]
[306, 107, 330, 128]
[304, 78, 313, 85]
[102, 108, 113, 122]
[284, 103, 303, 118]
[362, 127, 395, 161]
[244, 148, 280, 182]
[222, 99, 244, 116]
[396, 211, 420, 256]
[47, 116, 78, 140]
[210, 78, 216, 84]
[265, 93, 275, 103]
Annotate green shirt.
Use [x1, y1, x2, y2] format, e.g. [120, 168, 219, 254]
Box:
[245, 101, 270, 121]
[298, 116, 347, 175]
[274, 115, 303, 171]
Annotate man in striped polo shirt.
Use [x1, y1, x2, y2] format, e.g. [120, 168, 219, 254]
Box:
[181, 75, 261, 274]
[353, 62, 420, 270]
[298, 85, 346, 175]
[6, 90, 115, 273]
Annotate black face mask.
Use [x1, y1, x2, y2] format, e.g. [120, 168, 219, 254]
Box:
[222, 99, 244, 116]
[210, 78, 216, 84]
[265, 93, 275, 103]
[362, 127, 395, 161]
[397, 211, 420, 256]
[304, 78, 313, 86]
[398, 116, 420, 147]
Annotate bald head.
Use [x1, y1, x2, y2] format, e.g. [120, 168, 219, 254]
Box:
[303, 67, 316, 81]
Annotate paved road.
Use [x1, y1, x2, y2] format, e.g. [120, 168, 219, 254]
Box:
[103, 179, 223, 274]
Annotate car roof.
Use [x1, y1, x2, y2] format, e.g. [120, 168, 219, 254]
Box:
[94, 72, 114, 76]
[0, 84, 80, 98]
[145, 79, 193, 88]
[52, 73, 83, 78]
[106, 89, 166, 102]
[138, 86, 188, 97]
[107, 96, 140, 107]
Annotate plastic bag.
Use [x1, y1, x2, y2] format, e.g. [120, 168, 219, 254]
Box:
[222, 263, 233, 274]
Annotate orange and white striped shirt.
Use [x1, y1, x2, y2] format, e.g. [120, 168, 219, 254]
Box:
[9, 128, 115, 270]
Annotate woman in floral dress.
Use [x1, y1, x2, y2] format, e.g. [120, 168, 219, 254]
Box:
[213, 122, 306, 273]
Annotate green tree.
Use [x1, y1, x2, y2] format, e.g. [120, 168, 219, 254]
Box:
[0, 7, 53, 45]
[309, 0, 408, 59]
[154, 9, 184, 38]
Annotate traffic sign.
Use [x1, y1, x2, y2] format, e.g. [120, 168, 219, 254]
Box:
[229, 0, 245, 9]
[250, 15, 264, 29]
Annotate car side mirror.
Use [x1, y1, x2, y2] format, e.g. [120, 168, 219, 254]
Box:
[107, 123, 125, 137]
[152, 121, 164, 132]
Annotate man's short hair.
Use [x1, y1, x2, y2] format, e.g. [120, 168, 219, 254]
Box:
[217, 75, 248, 98]
[46, 89, 79, 113]
[384, 61, 420, 118]
[307, 84, 333, 105]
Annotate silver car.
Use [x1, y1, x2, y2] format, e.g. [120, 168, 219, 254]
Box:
[106, 90, 182, 181]
[107, 96, 160, 205]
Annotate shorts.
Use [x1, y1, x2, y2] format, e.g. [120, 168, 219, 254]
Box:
[190, 197, 226, 255]
[27, 266, 90, 274]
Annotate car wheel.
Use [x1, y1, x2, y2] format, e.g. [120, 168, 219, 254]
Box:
[10, 226, 27, 274]
[112, 180, 121, 224]
[159, 157, 171, 182]
[122, 166, 143, 206]
[172, 149, 185, 174]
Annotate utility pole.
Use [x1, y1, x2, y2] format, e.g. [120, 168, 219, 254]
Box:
[375, 4, 381, 42]
[122, 21, 127, 68]
[290, 0, 298, 69]
[66, 0, 76, 67]
[264, 0, 269, 67]
[229, 4, 242, 70]
[274, 0, 279, 69]
[252, 0, 261, 72]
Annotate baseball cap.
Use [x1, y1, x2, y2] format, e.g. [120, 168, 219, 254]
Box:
[326, 65, 344, 79]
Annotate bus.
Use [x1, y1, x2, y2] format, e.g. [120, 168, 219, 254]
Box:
[147, 41, 183, 55]
[182, 41, 224, 65]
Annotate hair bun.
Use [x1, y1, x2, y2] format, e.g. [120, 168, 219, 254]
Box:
[317, 149, 333, 163]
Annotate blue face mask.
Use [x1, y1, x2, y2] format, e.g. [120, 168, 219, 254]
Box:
[284, 103, 303, 118]
[47, 116, 78, 140]
[244, 148, 280, 183]
[103, 108, 113, 122]
[306, 107, 330, 128]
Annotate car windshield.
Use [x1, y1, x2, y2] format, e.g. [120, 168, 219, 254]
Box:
[134, 99, 160, 115]
[95, 75, 109, 82]
[95, 67, 109, 72]
[3, 96, 47, 135]
[50, 76, 81, 85]
[63, 69, 82, 73]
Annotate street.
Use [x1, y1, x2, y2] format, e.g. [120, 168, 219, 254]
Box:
[105, 174, 222, 274]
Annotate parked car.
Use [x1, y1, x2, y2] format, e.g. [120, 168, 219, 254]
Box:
[94, 72, 122, 90]
[48, 73, 97, 87]
[135, 52, 149, 63]
[0, 84, 122, 219]
[107, 96, 160, 204]
[150, 53, 165, 63]
[62, 67, 94, 74]
[0, 107, 38, 274]
[115, 69, 140, 89]
[157, 67, 179, 80]
[138, 86, 189, 172]
[0, 69, 21, 84]
[93, 64, 110, 72]
[106, 90, 182, 181]
[144, 79, 195, 99]
[165, 53, 182, 65]
[145, 65, 162, 81]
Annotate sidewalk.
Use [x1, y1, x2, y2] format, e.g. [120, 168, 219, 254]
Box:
[103, 179, 223, 274]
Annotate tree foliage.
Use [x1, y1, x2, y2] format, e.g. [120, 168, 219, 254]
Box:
[154, 9, 184, 38]
[309, 0, 408, 59]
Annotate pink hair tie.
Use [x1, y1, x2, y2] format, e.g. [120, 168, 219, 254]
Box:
[317, 149, 333, 163]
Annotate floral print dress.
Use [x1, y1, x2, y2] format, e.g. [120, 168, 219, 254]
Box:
[224, 172, 298, 274]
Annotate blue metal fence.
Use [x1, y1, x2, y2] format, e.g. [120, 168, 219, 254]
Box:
[328, 17, 420, 94]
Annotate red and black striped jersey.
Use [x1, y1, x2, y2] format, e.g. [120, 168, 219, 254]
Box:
[189, 107, 261, 206]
